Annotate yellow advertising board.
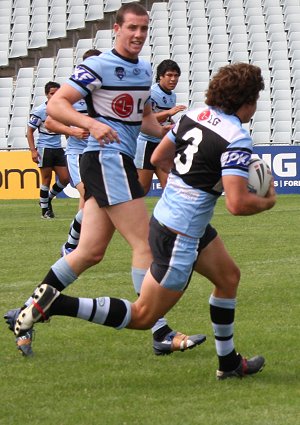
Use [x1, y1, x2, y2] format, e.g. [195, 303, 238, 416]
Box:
[0, 151, 44, 199]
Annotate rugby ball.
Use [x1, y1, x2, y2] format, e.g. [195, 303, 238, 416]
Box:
[247, 158, 272, 197]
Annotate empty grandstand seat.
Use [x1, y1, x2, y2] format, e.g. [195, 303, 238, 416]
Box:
[67, 5, 86, 30]
[13, 96, 31, 108]
[0, 77, 13, 89]
[85, 0, 104, 22]
[7, 127, 27, 149]
[11, 106, 29, 118]
[0, 35, 9, 67]
[0, 117, 9, 133]
[0, 136, 8, 150]
[0, 106, 10, 118]
[103, 0, 121, 13]
[94, 29, 113, 51]
[29, 31, 48, 49]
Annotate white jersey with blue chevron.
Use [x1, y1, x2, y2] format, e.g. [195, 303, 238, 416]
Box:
[65, 99, 88, 155]
[66, 49, 152, 159]
[137, 82, 176, 144]
[28, 102, 62, 148]
[154, 106, 253, 238]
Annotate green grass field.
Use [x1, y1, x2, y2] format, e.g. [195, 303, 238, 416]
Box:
[0, 196, 299, 425]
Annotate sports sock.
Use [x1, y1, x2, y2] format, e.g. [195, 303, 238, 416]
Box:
[41, 257, 78, 291]
[209, 294, 240, 372]
[65, 209, 83, 250]
[40, 184, 49, 213]
[49, 180, 66, 201]
[50, 295, 132, 329]
[131, 267, 170, 337]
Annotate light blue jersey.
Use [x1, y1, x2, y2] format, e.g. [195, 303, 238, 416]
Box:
[154, 106, 253, 238]
[28, 102, 62, 148]
[65, 99, 88, 155]
[137, 82, 176, 144]
[66, 49, 152, 159]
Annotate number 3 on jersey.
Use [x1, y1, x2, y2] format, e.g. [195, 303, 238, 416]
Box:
[174, 128, 203, 174]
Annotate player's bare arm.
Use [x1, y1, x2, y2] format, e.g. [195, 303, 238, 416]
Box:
[45, 116, 90, 139]
[26, 126, 39, 163]
[154, 104, 186, 123]
[223, 175, 276, 216]
[47, 84, 120, 145]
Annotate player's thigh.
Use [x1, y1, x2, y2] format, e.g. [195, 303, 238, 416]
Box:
[129, 270, 183, 329]
[77, 197, 115, 257]
[107, 197, 150, 247]
[194, 235, 240, 290]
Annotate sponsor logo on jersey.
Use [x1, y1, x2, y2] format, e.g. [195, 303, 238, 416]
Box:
[221, 150, 251, 168]
[197, 110, 211, 121]
[133, 68, 141, 75]
[115, 66, 126, 80]
[162, 96, 167, 104]
[29, 115, 39, 125]
[112, 93, 134, 118]
[72, 67, 96, 84]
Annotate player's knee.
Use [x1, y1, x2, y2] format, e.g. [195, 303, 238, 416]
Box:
[77, 248, 105, 267]
[226, 264, 240, 290]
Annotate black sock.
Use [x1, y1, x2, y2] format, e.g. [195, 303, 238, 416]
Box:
[153, 325, 173, 341]
[49, 294, 79, 317]
[41, 269, 66, 292]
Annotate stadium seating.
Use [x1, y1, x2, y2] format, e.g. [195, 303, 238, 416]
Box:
[1, 0, 300, 149]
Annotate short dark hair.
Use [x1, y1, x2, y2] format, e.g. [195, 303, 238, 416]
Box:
[205, 63, 265, 115]
[115, 2, 148, 26]
[44, 81, 60, 95]
[83, 49, 102, 60]
[156, 60, 181, 82]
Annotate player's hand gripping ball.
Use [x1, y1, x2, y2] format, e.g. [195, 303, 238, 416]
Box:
[247, 158, 272, 197]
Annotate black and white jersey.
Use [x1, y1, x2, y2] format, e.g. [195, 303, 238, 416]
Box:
[153, 106, 253, 238]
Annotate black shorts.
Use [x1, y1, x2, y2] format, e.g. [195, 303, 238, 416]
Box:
[149, 216, 218, 291]
[80, 150, 145, 207]
[135, 140, 158, 171]
[37, 147, 66, 168]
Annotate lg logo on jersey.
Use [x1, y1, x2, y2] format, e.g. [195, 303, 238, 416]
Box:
[112, 94, 143, 118]
[197, 110, 221, 126]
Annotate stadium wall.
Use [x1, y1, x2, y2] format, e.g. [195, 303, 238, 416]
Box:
[0, 147, 300, 199]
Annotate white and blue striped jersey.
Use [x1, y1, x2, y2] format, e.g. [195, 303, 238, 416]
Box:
[154, 106, 253, 238]
[28, 102, 62, 148]
[66, 49, 152, 159]
[137, 82, 176, 144]
[65, 99, 88, 155]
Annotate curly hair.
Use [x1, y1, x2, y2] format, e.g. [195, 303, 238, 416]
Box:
[205, 63, 265, 115]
